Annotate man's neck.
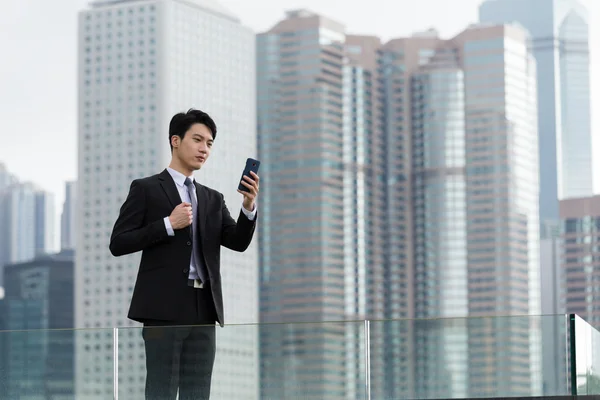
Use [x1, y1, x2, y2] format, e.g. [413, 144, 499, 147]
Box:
[168, 161, 193, 177]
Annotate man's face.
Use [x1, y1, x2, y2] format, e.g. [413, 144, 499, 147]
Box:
[172, 123, 213, 171]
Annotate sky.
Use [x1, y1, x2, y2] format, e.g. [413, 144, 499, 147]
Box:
[0, 0, 598, 233]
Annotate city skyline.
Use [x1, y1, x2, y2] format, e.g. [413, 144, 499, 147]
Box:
[0, 163, 71, 260]
[257, 10, 373, 398]
[0, 170, 59, 287]
[0, 0, 598, 219]
[480, 0, 595, 222]
[256, 8, 543, 398]
[0, 1, 599, 397]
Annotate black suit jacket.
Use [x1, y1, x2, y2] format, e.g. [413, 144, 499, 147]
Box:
[109, 169, 256, 326]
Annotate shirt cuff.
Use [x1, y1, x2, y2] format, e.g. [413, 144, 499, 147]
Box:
[164, 217, 175, 236]
[241, 204, 257, 221]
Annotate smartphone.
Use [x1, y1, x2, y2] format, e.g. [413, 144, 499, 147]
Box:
[238, 158, 261, 192]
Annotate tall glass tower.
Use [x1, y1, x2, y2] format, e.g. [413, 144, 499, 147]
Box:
[257, 10, 383, 399]
[480, 0, 594, 220]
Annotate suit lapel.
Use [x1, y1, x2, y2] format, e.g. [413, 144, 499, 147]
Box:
[158, 169, 192, 238]
[194, 181, 208, 238]
[158, 169, 180, 208]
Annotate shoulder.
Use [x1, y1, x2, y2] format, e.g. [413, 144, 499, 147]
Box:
[129, 172, 163, 190]
[138, 173, 162, 184]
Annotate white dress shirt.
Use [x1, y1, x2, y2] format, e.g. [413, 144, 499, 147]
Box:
[163, 167, 257, 279]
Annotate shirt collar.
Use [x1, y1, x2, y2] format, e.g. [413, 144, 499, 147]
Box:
[166, 167, 195, 188]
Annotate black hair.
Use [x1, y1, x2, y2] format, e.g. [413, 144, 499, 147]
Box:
[168, 108, 217, 150]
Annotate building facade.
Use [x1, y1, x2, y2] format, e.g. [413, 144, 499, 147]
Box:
[0, 163, 17, 192]
[539, 220, 568, 395]
[1, 250, 75, 399]
[479, 0, 594, 218]
[0, 183, 55, 285]
[377, 23, 541, 398]
[77, 0, 258, 398]
[258, 12, 542, 398]
[61, 181, 77, 251]
[257, 11, 357, 399]
[257, 10, 392, 399]
[560, 195, 600, 328]
[479, 2, 593, 393]
[35, 190, 56, 255]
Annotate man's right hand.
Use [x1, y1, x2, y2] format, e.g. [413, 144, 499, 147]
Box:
[169, 202, 193, 230]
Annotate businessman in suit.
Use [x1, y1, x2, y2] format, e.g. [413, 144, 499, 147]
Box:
[109, 108, 259, 400]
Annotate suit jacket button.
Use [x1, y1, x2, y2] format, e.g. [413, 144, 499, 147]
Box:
[183, 268, 189, 274]
[187, 241, 191, 245]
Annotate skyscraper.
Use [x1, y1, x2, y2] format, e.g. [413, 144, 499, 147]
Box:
[0, 168, 55, 286]
[257, 10, 378, 399]
[479, 4, 592, 394]
[344, 34, 389, 400]
[539, 220, 566, 395]
[560, 195, 600, 328]
[61, 181, 77, 250]
[479, 0, 594, 219]
[0, 182, 55, 269]
[377, 23, 541, 398]
[76, 0, 257, 398]
[2, 250, 75, 399]
[0, 163, 17, 279]
[0, 163, 17, 192]
[35, 190, 56, 255]
[258, 10, 543, 398]
[559, 195, 600, 393]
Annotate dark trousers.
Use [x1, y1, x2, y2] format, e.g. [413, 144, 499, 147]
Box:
[142, 282, 218, 400]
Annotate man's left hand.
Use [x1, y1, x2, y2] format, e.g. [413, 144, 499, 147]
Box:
[238, 171, 259, 212]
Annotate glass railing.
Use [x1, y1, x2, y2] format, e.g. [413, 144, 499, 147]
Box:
[1, 314, 599, 399]
[571, 314, 600, 395]
[369, 315, 569, 399]
[0, 327, 114, 399]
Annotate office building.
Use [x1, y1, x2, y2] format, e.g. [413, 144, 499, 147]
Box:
[479, 2, 592, 393]
[258, 11, 543, 397]
[1, 250, 75, 399]
[479, 0, 594, 218]
[0, 163, 18, 283]
[540, 221, 563, 316]
[378, 23, 541, 398]
[0, 183, 38, 274]
[0, 163, 17, 192]
[539, 220, 567, 395]
[77, 0, 257, 398]
[0, 183, 36, 269]
[0, 164, 56, 287]
[344, 34, 390, 399]
[61, 181, 77, 250]
[257, 10, 383, 399]
[560, 195, 600, 328]
[0, 183, 56, 282]
[35, 190, 56, 255]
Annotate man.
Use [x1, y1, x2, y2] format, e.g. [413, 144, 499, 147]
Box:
[109, 108, 259, 400]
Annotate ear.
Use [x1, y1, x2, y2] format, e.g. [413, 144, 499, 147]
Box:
[171, 135, 180, 149]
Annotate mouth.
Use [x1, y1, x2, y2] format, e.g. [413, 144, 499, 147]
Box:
[196, 156, 205, 163]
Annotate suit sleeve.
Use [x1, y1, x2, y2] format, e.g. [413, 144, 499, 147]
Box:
[220, 193, 257, 252]
[109, 180, 169, 256]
